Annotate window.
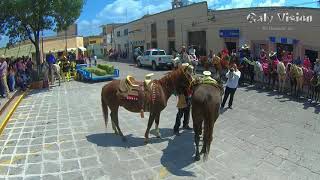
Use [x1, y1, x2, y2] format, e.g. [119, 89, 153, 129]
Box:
[117, 31, 120, 37]
[151, 23, 157, 39]
[167, 19, 175, 38]
[89, 40, 96, 44]
[147, 43, 151, 49]
[151, 51, 158, 55]
[124, 29, 128, 36]
[118, 44, 121, 51]
[145, 51, 150, 56]
[158, 51, 165, 55]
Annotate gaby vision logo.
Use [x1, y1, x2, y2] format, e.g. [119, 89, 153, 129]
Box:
[247, 12, 313, 23]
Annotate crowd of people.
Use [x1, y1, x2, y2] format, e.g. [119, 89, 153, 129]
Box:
[0, 55, 33, 100]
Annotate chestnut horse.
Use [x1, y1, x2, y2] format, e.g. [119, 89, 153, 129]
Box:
[101, 66, 194, 143]
[191, 80, 223, 161]
[287, 63, 304, 97]
[309, 75, 320, 102]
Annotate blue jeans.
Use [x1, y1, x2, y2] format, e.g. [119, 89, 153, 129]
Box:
[9, 75, 15, 92]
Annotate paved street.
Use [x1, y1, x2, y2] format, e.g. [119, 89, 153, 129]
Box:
[0, 61, 319, 180]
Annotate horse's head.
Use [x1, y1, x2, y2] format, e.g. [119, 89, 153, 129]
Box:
[174, 64, 194, 94]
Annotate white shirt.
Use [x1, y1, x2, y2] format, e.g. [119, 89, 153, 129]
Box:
[226, 70, 241, 89]
[94, 56, 97, 60]
[189, 48, 195, 55]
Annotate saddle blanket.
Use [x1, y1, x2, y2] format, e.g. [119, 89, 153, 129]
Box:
[126, 95, 139, 101]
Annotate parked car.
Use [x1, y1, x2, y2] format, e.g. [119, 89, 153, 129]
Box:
[137, 49, 173, 70]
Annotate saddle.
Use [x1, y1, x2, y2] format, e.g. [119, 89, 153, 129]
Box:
[191, 76, 224, 96]
[117, 74, 154, 118]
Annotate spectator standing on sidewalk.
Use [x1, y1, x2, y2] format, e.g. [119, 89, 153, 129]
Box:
[0, 56, 11, 99]
[221, 63, 241, 109]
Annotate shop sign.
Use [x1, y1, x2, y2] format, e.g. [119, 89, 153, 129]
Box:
[247, 12, 313, 24]
[219, 29, 240, 38]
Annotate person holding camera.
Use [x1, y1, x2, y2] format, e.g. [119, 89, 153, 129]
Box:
[221, 63, 241, 109]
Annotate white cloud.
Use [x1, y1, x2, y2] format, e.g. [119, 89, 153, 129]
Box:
[78, 0, 171, 36]
[217, 0, 254, 10]
[258, 0, 286, 7]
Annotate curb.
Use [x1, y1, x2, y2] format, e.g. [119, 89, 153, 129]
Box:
[0, 91, 27, 135]
[0, 90, 19, 116]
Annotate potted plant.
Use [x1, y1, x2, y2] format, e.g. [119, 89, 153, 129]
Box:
[30, 66, 45, 89]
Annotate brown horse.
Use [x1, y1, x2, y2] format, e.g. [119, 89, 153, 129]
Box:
[191, 80, 223, 161]
[310, 75, 320, 102]
[101, 66, 194, 143]
[288, 63, 304, 97]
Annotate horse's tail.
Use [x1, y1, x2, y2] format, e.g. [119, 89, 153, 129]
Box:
[202, 100, 216, 161]
[101, 92, 109, 129]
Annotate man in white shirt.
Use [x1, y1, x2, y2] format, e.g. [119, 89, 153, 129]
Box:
[221, 63, 241, 109]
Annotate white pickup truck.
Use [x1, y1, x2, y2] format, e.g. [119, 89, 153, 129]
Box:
[137, 49, 174, 70]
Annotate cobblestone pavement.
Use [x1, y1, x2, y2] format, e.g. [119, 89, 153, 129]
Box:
[0, 61, 319, 180]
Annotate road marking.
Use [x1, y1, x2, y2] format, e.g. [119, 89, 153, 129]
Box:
[0, 91, 27, 135]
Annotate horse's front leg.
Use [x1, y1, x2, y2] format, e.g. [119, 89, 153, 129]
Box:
[154, 113, 161, 138]
[144, 112, 156, 144]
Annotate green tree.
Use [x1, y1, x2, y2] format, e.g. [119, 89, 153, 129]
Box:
[0, 0, 84, 79]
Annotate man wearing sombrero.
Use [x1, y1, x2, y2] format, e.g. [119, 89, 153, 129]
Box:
[173, 63, 193, 135]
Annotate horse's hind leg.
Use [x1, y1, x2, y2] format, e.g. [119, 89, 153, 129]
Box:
[194, 121, 201, 161]
[144, 112, 156, 144]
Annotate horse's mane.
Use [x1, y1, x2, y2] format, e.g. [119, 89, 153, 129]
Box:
[156, 67, 186, 93]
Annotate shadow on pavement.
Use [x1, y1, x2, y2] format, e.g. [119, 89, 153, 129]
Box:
[243, 85, 320, 114]
[86, 128, 174, 148]
[160, 130, 196, 177]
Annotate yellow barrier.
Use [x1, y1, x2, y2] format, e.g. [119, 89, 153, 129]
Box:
[0, 91, 26, 135]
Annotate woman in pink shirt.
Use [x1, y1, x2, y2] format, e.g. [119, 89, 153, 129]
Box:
[303, 56, 312, 70]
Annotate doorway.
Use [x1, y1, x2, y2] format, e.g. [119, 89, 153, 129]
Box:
[188, 31, 206, 56]
[168, 41, 175, 55]
[225, 42, 237, 54]
[305, 49, 318, 66]
[276, 43, 293, 59]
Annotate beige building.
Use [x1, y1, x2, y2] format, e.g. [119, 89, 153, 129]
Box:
[113, 1, 320, 63]
[101, 23, 125, 52]
[0, 35, 85, 60]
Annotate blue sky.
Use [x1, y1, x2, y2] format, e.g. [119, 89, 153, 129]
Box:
[0, 0, 318, 48]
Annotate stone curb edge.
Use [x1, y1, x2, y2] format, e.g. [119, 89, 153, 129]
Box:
[0, 91, 27, 135]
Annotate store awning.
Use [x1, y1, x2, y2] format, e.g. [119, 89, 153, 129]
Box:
[67, 48, 77, 51]
[78, 47, 87, 51]
[269, 37, 299, 44]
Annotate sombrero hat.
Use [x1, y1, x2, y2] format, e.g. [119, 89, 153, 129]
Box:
[241, 44, 250, 49]
[260, 49, 265, 53]
[186, 65, 194, 74]
[269, 51, 277, 57]
[181, 63, 189, 67]
[203, 71, 211, 76]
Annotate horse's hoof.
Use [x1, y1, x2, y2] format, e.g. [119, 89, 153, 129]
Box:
[144, 139, 149, 145]
[194, 155, 201, 161]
